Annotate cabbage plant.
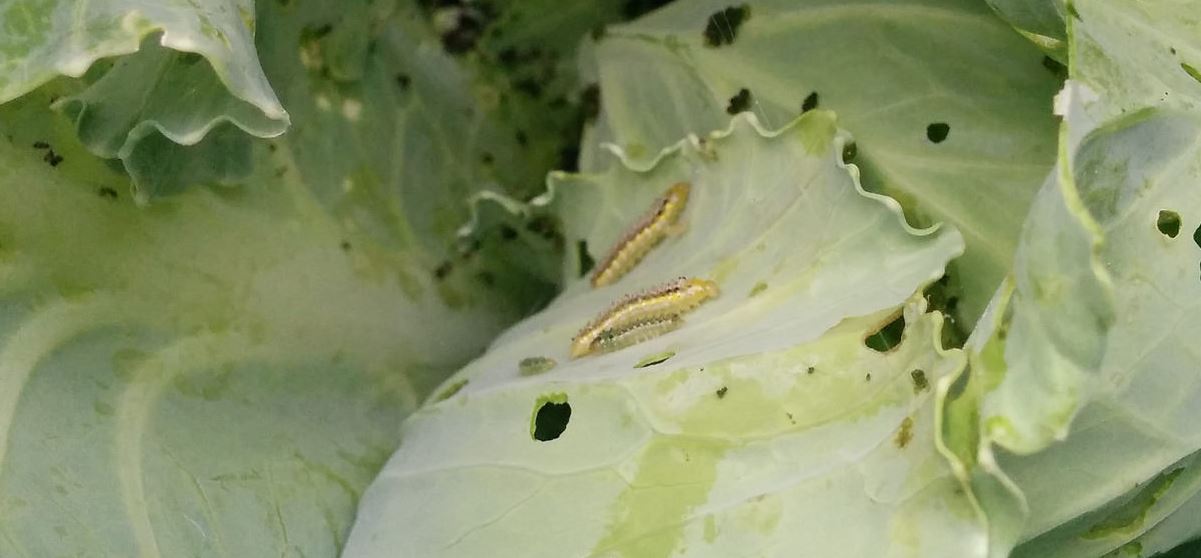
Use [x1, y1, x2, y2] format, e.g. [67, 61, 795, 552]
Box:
[1, 0, 1200, 557]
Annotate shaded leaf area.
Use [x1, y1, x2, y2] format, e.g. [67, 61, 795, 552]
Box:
[0, 0, 289, 199]
[0, 0, 592, 554]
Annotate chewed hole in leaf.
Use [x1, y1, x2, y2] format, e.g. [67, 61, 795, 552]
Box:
[531, 394, 571, 442]
[576, 240, 595, 277]
[726, 88, 752, 115]
[864, 313, 905, 352]
[926, 123, 950, 143]
[1157, 210, 1182, 238]
[702, 4, 750, 47]
[634, 351, 675, 368]
[801, 91, 819, 112]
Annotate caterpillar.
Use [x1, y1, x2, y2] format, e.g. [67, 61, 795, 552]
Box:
[588, 316, 683, 355]
[571, 277, 718, 358]
[591, 182, 691, 288]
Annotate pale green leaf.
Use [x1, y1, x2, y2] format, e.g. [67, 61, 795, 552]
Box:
[345, 112, 977, 557]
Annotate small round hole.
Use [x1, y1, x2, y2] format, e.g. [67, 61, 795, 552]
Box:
[531, 394, 571, 442]
[926, 123, 950, 143]
[1157, 210, 1182, 238]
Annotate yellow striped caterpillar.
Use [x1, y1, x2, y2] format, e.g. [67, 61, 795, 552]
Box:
[590, 182, 690, 288]
[571, 277, 718, 358]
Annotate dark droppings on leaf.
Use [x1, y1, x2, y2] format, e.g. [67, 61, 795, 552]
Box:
[515, 130, 528, 146]
[1158, 210, 1182, 238]
[703, 4, 750, 48]
[434, 261, 453, 280]
[865, 373, 872, 382]
[532, 397, 571, 441]
[340, 240, 351, 251]
[42, 150, 63, 167]
[801, 91, 819, 113]
[395, 74, 411, 90]
[806, 366, 815, 375]
[481, 152, 494, 164]
[726, 88, 753, 115]
[32, 141, 49, 149]
[865, 314, 905, 352]
[910, 369, 929, 393]
[716, 386, 728, 398]
[98, 187, 118, 200]
[926, 123, 950, 143]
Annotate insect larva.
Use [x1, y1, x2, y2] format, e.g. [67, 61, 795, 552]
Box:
[591, 182, 691, 287]
[589, 316, 683, 355]
[571, 277, 719, 358]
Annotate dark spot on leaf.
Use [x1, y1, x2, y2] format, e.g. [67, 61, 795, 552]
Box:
[842, 141, 857, 163]
[499, 225, 518, 240]
[340, 240, 351, 251]
[577, 240, 595, 277]
[395, 74, 411, 90]
[526, 215, 561, 242]
[532, 397, 571, 441]
[434, 261, 453, 280]
[865, 373, 872, 382]
[481, 152, 494, 164]
[1158, 210, 1182, 238]
[865, 314, 905, 352]
[926, 123, 950, 143]
[910, 370, 929, 393]
[43, 150, 63, 167]
[703, 4, 750, 48]
[726, 88, 752, 115]
[716, 386, 728, 398]
[1181, 63, 1201, 84]
[98, 187, 118, 200]
[801, 91, 819, 113]
[590, 25, 607, 40]
[32, 141, 49, 149]
[806, 366, 815, 375]
[515, 130, 528, 145]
